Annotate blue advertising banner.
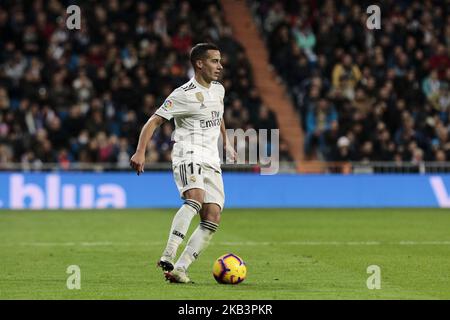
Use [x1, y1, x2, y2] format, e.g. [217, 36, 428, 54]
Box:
[1, 172, 450, 209]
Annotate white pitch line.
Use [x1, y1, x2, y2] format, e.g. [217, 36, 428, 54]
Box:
[399, 241, 450, 245]
[220, 241, 450, 246]
[1, 240, 450, 247]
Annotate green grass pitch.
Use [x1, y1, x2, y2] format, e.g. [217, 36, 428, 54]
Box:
[1, 208, 450, 299]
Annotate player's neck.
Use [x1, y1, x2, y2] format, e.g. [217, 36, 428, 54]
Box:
[194, 74, 211, 89]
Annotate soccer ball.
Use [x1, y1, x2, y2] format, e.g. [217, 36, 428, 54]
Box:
[213, 253, 247, 284]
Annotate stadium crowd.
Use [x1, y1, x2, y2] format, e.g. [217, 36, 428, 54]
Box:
[0, 0, 291, 170]
[252, 0, 450, 163]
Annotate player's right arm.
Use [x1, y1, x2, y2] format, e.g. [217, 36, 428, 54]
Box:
[130, 88, 188, 175]
[130, 114, 166, 175]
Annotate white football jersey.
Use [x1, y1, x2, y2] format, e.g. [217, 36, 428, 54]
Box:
[155, 77, 225, 171]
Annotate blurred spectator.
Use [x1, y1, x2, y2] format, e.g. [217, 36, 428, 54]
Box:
[305, 98, 338, 157]
[422, 70, 441, 99]
[333, 136, 354, 162]
[331, 54, 362, 101]
[293, 20, 316, 62]
[117, 137, 132, 169]
[429, 44, 450, 79]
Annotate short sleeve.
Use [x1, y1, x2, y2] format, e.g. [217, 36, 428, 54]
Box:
[155, 89, 188, 120]
[220, 84, 225, 98]
[215, 82, 225, 99]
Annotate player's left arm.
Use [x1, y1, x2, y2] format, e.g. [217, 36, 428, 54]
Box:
[221, 120, 237, 161]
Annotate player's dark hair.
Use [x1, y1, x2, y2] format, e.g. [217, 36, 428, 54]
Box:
[190, 43, 220, 69]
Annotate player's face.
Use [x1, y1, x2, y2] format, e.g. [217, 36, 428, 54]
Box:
[200, 50, 223, 81]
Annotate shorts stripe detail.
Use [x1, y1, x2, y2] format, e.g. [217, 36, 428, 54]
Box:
[180, 164, 187, 186]
[200, 220, 219, 232]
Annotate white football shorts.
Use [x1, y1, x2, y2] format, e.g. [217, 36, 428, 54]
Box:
[173, 161, 225, 211]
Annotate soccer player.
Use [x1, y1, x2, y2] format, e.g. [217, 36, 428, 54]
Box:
[130, 43, 236, 283]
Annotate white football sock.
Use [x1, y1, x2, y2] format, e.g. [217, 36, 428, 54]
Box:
[174, 220, 219, 271]
[162, 199, 201, 260]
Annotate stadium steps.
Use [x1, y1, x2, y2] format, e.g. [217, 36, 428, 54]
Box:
[220, 0, 305, 171]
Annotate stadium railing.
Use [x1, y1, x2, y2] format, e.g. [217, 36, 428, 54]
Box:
[296, 161, 450, 174]
[2, 161, 450, 174]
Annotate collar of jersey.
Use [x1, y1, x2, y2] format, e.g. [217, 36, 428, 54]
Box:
[191, 77, 211, 91]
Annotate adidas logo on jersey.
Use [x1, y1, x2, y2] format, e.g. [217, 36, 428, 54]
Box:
[182, 83, 196, 91]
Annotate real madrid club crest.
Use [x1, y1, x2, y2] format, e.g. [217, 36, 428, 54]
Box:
[196, 92, 207, 109]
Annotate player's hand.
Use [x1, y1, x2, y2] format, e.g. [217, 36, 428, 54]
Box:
[130, 152, 145, 175]
[226, 145, 237, 162]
